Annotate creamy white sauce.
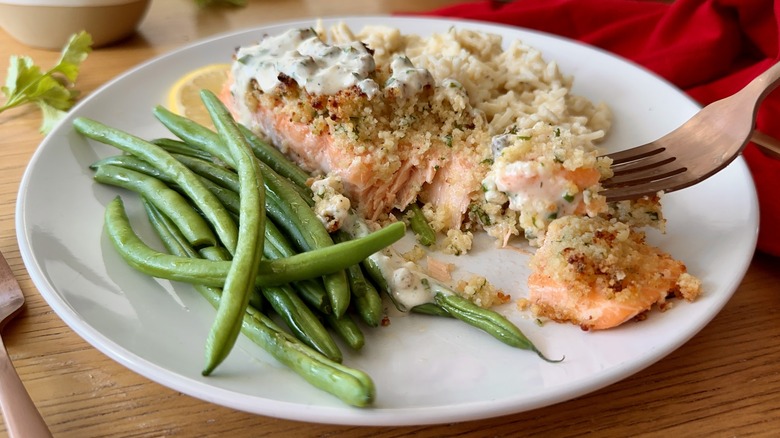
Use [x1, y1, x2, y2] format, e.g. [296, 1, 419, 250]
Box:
[386, 56, 435, 99]
[380, 255, 436, 309]
[231, 28, 437, 104]
[232, 28, 380, 98]
[344, 214, 440, 310]
[311, 176, 352, 233]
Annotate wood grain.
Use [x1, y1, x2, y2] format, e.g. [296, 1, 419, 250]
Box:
[1, 1, 779, 436]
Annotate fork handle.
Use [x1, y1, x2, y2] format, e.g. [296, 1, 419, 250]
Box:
[737, 60, 780, 112]
[752, 130, 780, 159]
[0, 336, 52, 438]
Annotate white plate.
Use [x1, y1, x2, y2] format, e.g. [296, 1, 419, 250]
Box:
[16, 16, 758, 426]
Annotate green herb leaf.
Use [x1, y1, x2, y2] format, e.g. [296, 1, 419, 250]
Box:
[1, 31, 93, 134]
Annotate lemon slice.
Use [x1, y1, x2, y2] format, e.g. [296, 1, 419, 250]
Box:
[167, 63, 231, 127]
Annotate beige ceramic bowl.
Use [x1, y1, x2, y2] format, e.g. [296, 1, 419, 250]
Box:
[0, 0, 151, 50]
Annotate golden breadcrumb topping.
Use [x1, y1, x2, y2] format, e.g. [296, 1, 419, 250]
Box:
[527, 215, 701, 329]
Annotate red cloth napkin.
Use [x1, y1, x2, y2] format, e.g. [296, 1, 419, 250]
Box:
[416, 0, 780, 257]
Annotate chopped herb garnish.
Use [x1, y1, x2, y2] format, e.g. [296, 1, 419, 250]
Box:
[563, 193, 575, 203]
[470, 204, 491, 226]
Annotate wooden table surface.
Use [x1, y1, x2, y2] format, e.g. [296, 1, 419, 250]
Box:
[1, 1, 779, 436]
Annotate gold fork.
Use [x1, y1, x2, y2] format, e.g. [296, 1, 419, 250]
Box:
[601, 61, 780, 202]
[0, 249, 52, 438]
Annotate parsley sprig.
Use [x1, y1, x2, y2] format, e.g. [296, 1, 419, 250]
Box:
[1, 31, 93, 134]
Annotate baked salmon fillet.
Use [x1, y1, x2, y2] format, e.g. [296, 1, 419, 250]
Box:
[527, 215, 701, 330]
[223, 26, 613, 246]
[225, 28, 490, 229]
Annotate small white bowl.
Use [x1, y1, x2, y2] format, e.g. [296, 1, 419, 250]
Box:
[0, 0, 151, 50]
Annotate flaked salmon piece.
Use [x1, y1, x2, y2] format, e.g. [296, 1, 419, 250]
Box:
[527, 215, 701, 330]
[418, 142, 486, 231]
[481, 123, 612, 247]
[426, 255, 455, 283]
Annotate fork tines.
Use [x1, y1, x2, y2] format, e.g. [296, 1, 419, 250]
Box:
[600, 145, 688, 201]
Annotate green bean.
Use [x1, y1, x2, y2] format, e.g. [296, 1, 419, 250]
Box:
[200, 89, 266, 375]
[346, 263, 383, 326]
[290, 279, 331, 315]
[91, 155, 168, 181]
[263, 217, 297, 256]
[261, 285, 342, 362]
[334, 231, 383, 327]
[144, 199, 374, 407]
[152, 137, 213, 160]
[324, 312, 365, 351]
[405, 202, 436, 246]
[154, 105, 351, 317]
[233, 299, 375, 407]
[172, 154, 240, 192]
[143, 196, 191, 256]
[199, 245, 231, 261]
[238, 124, 313, 198]
[197, 175, 241, 217]
[153, 105, 234, 165]
[74, 116, 240, 254]
[91, 156, 241, 221]
[340, 213, 391, 295]
[433, 292, 562, 362]
[104, 197, 405, 288]
[410, 302, 452, 318]
[94, 164, 217, 248]
[361, 256, 389, 294]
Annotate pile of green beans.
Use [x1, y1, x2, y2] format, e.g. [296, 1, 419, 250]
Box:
[74, 90, 407, 406]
